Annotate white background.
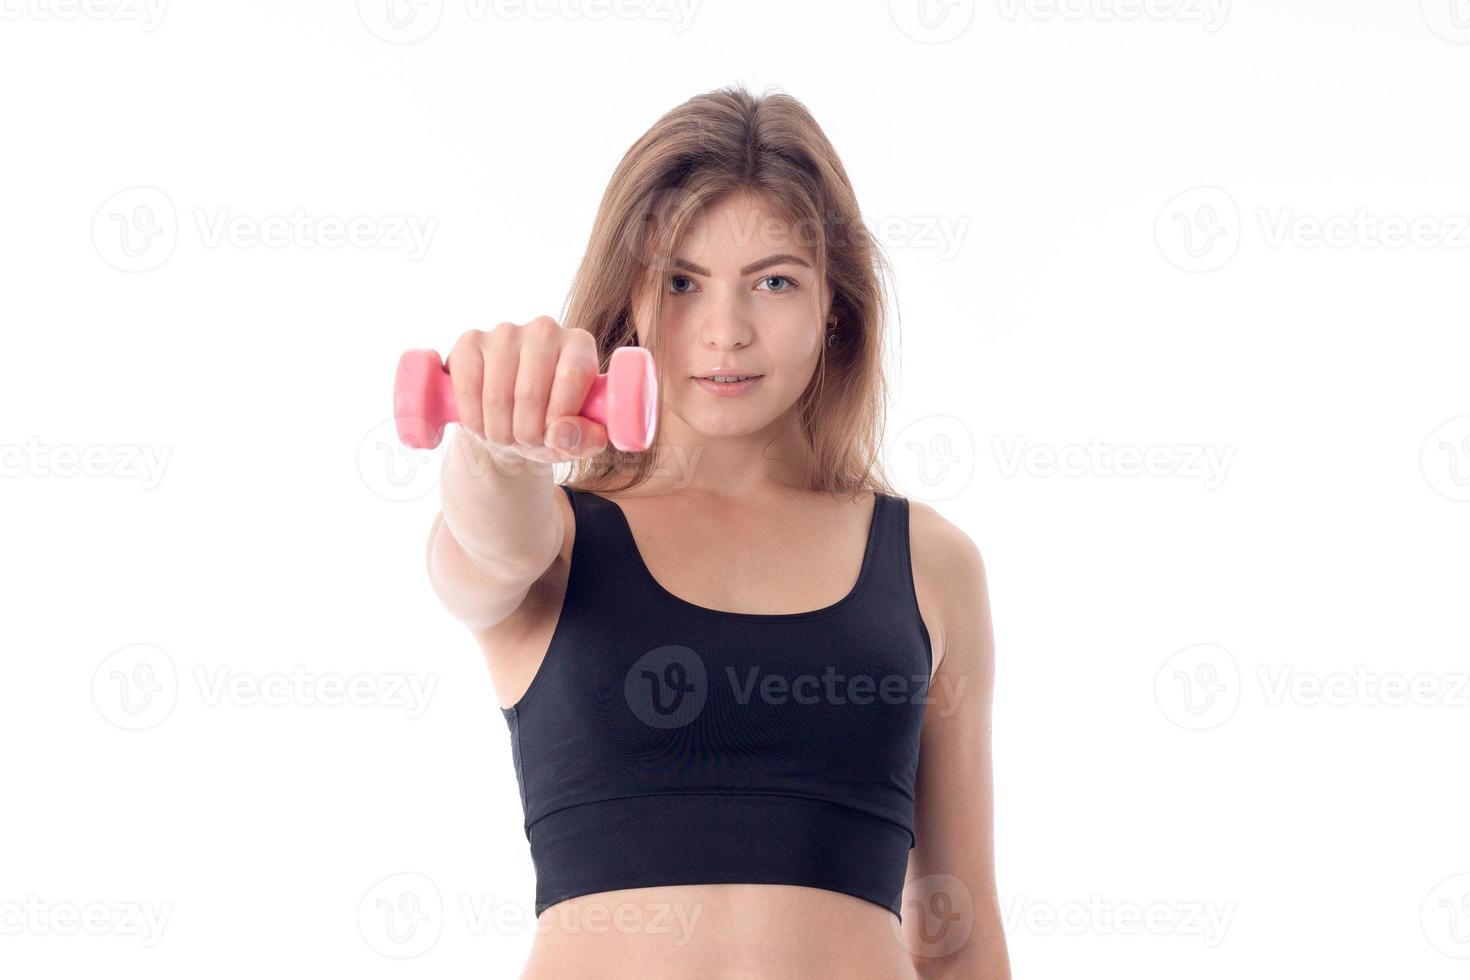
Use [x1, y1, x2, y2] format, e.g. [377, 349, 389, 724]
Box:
[3, 0, 1468, 976]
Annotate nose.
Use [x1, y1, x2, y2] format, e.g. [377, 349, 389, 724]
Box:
[697, 289, 755, 351]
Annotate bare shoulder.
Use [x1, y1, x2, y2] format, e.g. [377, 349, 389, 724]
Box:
[904, 497, 991, 676]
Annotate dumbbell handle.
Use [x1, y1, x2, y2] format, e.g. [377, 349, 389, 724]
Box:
[393, 346, 658, 452]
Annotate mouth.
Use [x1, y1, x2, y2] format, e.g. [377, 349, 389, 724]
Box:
[693, 373, 764, 383]
[691, 373, 764, 396]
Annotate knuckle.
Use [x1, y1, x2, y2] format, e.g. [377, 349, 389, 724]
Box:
[563, 333, 599, 370]
[513, 372, 546, 402]
[481, 378, 512, 407]
[450, 352, 481, 386]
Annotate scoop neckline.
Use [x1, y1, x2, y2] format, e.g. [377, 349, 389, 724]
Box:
[576, 488, 885, 623]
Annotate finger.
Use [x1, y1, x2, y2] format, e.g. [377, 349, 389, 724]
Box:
[447, 333, 487, 441]
[545, 414, 608, 458]
[544, 327, 600, 436]
[480, 323, 519, 447]
[512, 317, 562, 449]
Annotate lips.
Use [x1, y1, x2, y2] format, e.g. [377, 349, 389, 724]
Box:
[692, 375, 763, 396]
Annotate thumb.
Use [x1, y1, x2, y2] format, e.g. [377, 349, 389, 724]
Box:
[547, 416, 607, 455]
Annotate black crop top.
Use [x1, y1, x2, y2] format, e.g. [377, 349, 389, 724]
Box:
[499, 484, 933, 920]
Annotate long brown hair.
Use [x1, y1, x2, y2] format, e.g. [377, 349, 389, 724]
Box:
[559, 83, 897, 498]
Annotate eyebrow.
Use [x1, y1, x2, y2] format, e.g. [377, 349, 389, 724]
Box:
[672, 253, 813, 277]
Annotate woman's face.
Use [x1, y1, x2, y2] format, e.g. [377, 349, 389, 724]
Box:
[632, 191, 834, 442]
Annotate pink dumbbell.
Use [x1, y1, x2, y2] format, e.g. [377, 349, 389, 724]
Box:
[394, 345, 659, 452]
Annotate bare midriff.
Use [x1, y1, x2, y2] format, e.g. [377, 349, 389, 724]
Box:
[516, 883, 922, 980]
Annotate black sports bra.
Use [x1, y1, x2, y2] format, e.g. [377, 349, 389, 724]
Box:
[500, 484, 933, 920]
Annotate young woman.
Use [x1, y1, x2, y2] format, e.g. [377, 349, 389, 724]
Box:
[426, 85, 1009, 980]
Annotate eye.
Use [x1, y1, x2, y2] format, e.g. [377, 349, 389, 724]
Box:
[757, 274, 799, 293]
[669, 274, 698, 294]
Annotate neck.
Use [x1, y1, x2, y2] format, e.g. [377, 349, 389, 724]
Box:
[632, 407, 811, 499]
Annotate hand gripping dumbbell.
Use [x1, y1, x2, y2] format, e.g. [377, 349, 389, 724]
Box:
[393, 345, 659, 452]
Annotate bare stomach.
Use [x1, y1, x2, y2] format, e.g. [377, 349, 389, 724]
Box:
[517, 883, 921, 980]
